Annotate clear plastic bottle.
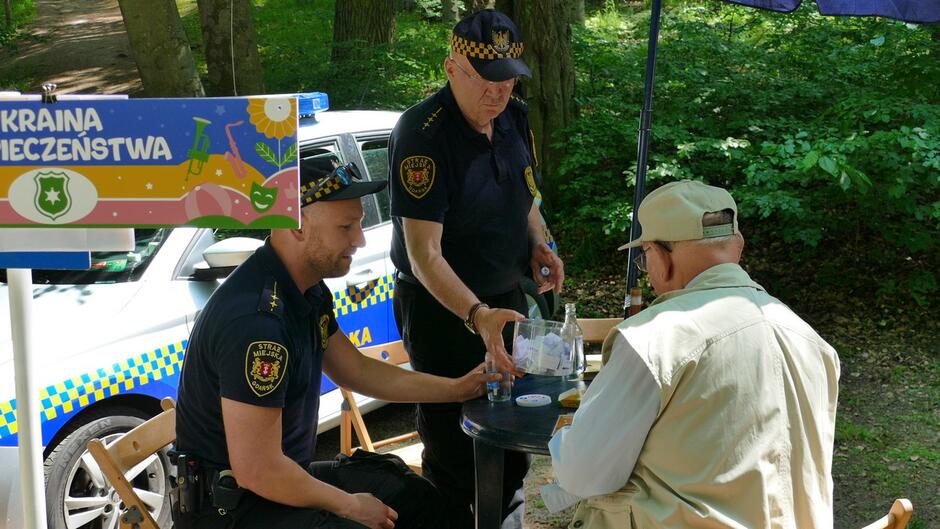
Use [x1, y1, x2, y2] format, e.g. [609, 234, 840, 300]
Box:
[561, 303, 585, 380]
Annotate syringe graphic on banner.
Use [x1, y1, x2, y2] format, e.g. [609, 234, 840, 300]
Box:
[186, 117, 212, 180]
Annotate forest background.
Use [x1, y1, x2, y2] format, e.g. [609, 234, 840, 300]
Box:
[1, 0, 938, 527]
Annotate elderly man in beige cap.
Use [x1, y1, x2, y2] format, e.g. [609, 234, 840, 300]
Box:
[544, 180, 841, 529]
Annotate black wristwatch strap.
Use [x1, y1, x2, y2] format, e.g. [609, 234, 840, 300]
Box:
[464, 302, 489, 335]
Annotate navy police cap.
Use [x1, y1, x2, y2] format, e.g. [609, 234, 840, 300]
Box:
[299, 159, 386, 206]
[451, 9, 531, 82]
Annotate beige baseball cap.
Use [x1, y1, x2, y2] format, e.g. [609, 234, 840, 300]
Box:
[618, 180, 739, 250]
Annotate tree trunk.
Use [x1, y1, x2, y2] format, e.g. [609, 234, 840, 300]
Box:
[465, 0, 494, 14]
[117, 0, 204, 97]
[442, 0, 460, 24]
[332, 0, 396, 62]
[569, 0, 585, 24]
[500, 0, 576, 206]
[196, 0, 265, 96]
[3, 0, 12, 28]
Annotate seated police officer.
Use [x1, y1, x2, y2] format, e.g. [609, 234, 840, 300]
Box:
[173, 160, 498, 529]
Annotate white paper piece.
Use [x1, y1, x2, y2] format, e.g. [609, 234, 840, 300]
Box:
[0, 228, 135, 251]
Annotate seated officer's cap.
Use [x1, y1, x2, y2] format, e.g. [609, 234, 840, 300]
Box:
[299, 159, 387, 207]
[451, 9, 531, 82]
[618, 180, 740, 250]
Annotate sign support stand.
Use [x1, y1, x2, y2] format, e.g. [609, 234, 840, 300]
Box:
[8, 268, 48, 529]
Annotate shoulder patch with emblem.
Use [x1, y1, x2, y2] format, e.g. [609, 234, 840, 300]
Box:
[319, 314, 330, 349]
[400, 156, 436, 199]
[245, 341, 288, 397]
[524, 166, 538, 197]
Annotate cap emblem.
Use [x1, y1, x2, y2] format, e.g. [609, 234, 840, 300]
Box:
[492, 29, 511, 53]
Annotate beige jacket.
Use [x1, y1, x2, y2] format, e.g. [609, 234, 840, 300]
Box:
[571, 263, 840, 529]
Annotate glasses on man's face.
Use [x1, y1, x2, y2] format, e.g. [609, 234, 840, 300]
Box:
[633, 242, 672, 273]
[449, 57, 518, 91]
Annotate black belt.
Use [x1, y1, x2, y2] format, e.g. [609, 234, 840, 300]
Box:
[395, 270, 422, 286]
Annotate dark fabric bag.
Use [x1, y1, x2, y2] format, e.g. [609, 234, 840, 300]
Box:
[309, 450, 450, 529]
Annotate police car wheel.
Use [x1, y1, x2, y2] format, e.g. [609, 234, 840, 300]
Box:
[44, 409, 172, 529]
[521, 276, 551, 320]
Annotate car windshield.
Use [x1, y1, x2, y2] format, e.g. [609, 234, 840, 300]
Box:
[0, 228, 170, 285]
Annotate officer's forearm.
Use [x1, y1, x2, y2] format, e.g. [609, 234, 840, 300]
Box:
[403, 218, 482, 320]
[349, 355, 463, 402]
[526, 200, 546, 247]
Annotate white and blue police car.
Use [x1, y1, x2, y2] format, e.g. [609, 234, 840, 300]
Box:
[0, 93, 558, 529]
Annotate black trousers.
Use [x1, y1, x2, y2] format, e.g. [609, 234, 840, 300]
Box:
[394, 278, 530, 529]
[174, 451, 447, 529]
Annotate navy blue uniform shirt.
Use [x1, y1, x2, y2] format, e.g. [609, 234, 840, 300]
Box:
[389, 83, 538, 297]
[176, 239, 338, 469]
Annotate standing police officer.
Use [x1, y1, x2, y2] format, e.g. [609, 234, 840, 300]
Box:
[388, 9, 565, 529]
[174, 160, 499, 529]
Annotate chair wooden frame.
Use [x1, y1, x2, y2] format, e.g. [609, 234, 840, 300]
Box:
[340, 340, 423, 474]
[86, 397, 176, 529]
[861, 499, 913, 529]
[578, 317, 622, 344]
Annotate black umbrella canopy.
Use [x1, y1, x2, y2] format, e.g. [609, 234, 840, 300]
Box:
[623, 0, 939, 316]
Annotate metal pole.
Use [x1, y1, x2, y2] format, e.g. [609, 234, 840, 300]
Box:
[8, 268, 49, 529]
[624, 0, 664, 318]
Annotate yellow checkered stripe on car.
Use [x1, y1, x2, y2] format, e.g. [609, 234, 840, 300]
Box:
[332, 274, 395, 316]
[0, 341, 186, 441]
[451, 34, 523, 60]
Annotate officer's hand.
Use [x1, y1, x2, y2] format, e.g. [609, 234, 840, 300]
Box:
[531, 242, 565, 295]
[346, 493, 397, 529]
[475, 307, 525, 377]
[453, 362, 503, 401]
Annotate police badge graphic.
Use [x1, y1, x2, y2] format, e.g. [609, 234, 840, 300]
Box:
[34, 170, 72, 221]
[400, 156, 436, 199]
[245, 341, 288, 397]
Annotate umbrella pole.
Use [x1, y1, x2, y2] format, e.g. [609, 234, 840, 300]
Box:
[8, 268, 49, 529]
[623, 0, 664, 318]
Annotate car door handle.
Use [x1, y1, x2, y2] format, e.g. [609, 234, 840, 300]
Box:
[346, 269, 381, 287]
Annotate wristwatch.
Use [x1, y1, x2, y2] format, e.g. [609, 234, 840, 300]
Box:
[464, 302, 489, 335]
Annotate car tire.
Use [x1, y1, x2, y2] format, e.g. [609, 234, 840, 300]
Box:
[44, 408, 173, 529]
[521, 276, 551, 320]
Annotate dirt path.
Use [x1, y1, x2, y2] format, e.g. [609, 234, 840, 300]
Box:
[0, 0, 142, 95]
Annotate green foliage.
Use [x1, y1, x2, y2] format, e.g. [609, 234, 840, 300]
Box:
[555, 2, 940, 305]
[0, 0, 38, 48]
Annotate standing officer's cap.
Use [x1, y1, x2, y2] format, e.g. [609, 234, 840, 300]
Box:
[299, 159, 386, 207]
[618, 180, 739, 250]
[451, 9, 531, 82]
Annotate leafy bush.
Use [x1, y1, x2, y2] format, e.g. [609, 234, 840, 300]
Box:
[555, 2, 940, 304]
[0, 0, 38, 48]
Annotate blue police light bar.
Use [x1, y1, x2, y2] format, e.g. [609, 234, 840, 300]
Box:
[298, 92, 329, 118]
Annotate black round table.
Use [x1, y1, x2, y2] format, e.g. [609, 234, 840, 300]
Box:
[461, 375, 588, 529]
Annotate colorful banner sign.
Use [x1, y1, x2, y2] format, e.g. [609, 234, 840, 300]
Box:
[0, 97, 301, 228]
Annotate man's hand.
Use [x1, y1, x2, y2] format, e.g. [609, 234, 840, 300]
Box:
[475, 307, 525, 376]
[343, 493, 398, 529]
[531, 242, 565, 294]
[451, 362, 503, 401]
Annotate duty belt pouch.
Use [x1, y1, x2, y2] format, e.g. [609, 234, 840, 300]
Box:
[169, 453, 203, 516]
[210, 469, 244, 513]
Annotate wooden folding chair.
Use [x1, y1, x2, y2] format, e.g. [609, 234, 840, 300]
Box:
[87, 397, 176, 529]
[340, 340, 423, 474]
[578, 317, 622, 344]
[860, 499, 913, 529]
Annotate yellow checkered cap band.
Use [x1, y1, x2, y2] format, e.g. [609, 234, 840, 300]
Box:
[451, 34, 523, 60]
[302, 175, 344, 205]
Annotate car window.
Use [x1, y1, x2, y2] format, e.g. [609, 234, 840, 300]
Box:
[0, 229, 170, 285]
[359, 137, 391, 223]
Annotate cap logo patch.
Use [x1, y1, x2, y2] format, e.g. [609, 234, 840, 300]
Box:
[400, 156, 436, 199]
[319, 314, 330, 349]
[492, 29, 511, 54]
[245, 341, 288, 397]
[524, 166, 537, 197]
